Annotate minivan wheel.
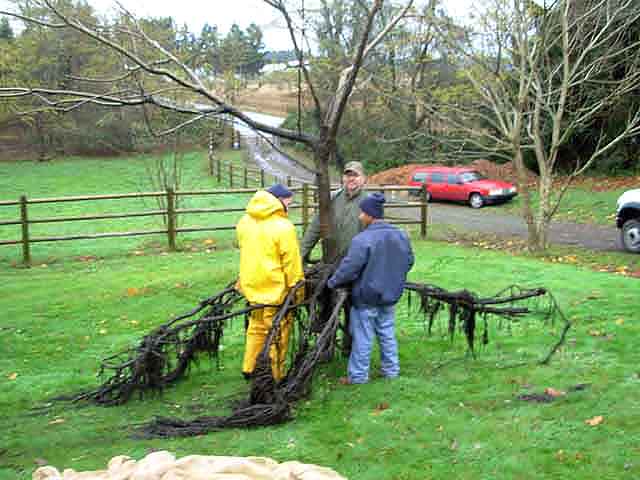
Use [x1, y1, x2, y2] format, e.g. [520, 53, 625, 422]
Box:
[469, 193, 484, 209]
[621, 218, 640, 253]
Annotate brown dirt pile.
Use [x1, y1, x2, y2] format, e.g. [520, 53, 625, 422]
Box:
[368, 160, 538, 186]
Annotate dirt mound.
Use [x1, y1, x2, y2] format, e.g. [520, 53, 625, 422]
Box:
[470, 159, 538, 186]
[368, 160, 538, 186]
[368, 164, 429, 185]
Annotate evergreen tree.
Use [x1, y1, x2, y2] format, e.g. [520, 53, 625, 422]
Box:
[0, 17, 14, 40]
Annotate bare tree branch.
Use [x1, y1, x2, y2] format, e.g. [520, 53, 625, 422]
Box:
[326, 0, 414, 138]
[263, 0, 323, 117]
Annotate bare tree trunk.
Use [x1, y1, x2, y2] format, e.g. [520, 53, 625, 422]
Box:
[34, 113, 48, 162]
[513, 142, 539, 250]
[533, 162, 554, 251]
[315, 127, 337, 262]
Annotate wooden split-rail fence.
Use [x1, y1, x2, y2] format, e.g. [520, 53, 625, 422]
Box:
[0, 164, 428, 266]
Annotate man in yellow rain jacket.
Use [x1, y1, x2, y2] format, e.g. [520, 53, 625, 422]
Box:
[236, 184, 304, 381]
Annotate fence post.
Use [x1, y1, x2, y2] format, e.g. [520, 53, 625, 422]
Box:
[244, 166, 248, 188]
[260, 169, 265, 188]
[20, 195, 31, 266]
[420, 186, 428, 239]
[302, 183, 309, 232]
[287, 175, 292, 187]
[216, 157, 221, 183]
[166, 188, 177, 251]
[208, 132, 214, 176]
[229, 163, 234, 188]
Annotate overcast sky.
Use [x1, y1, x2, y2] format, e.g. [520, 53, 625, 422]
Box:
[1, 0, 476, 50]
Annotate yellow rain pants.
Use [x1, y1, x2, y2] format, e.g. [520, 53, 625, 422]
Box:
[242, 307, 293, 381]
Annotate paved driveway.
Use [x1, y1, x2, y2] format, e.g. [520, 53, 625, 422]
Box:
[399, 202, 622, 252]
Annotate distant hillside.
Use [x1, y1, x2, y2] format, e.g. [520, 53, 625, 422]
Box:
[236, 83, 298, 117]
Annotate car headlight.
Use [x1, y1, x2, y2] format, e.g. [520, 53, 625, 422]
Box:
[489, 188, 501, 196]
[509, 186, 517, 193]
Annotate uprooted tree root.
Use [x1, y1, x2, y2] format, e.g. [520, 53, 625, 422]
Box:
[59, 264, 570, 438]
[405, 283, 571, 364]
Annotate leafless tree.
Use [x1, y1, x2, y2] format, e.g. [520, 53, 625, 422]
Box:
[0, 0, 414, 260]
[429, 0, 640, 251]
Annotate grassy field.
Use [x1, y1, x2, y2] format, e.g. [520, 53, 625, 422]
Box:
[501, 182, 631, 226]
[1, 234, 638, 479]
[0, 150, 274, 266]
[1, 153, 639, 479]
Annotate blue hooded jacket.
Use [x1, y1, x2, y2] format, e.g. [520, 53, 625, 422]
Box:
[327, 222, 414, 306]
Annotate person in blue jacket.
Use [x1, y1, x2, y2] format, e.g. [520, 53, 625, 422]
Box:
[327, 192, 414, 384]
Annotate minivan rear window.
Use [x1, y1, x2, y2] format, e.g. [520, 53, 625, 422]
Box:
[459, 171, 486, 183]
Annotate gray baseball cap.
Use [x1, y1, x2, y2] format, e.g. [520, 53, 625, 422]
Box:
[343, 161, 365, 176]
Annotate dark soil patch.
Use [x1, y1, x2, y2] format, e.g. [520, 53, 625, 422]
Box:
[517, 393, 557, 403]
[517, 383, 590, 403]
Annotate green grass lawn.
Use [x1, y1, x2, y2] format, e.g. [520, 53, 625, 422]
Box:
[502, 184, 628, 226]
[1, 153, 639, 479]
[1, 236, 638, 480]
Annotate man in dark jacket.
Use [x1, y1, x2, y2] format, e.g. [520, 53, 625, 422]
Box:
[327, 193, 414, 384]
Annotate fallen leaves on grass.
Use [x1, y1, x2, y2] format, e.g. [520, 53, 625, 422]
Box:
[372, 402, 390, 415]
[7, 372, 17, 381]
[544, 387, 566, 398]
[125, 287, 151, 297]
[588, 330, 615, 341]
[585, 415, 604, 426]
[48, 418, 65, 425]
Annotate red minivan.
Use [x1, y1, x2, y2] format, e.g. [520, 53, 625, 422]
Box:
[408, 166, 517, 208]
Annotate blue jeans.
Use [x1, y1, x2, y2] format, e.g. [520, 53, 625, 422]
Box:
[348, 304, 399, 384]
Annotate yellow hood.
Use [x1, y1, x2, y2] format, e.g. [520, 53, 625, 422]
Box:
[245, 190, 286, 220]
[236, 190, 304, 305]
